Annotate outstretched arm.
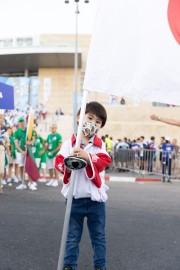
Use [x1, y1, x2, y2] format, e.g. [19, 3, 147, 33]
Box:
[150, 114, 180, 127]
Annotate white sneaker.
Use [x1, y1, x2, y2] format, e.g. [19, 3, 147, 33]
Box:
[51, 180, 59, 187]
[2, 179, 7, 185]
[28, 181, 37, 187]
[7, 178, 12, 183]
[46, 179, 54, 186]
[13, 177, 19, 183]
[16, 184, 27, 190]
[29, 184, 37, 191]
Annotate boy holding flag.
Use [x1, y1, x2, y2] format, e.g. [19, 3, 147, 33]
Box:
[55, 101, 111, 270]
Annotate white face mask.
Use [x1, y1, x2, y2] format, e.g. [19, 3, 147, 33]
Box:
[82, 121, 99, 138]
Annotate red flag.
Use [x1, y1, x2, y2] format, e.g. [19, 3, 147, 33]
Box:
[25, 146, 40, 182]
[168, 0, 180, 45]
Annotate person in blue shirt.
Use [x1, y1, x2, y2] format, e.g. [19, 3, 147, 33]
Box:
[147, 136, 157, 173]
[161, 139, 174, 182]
[150, 114, 180, 182]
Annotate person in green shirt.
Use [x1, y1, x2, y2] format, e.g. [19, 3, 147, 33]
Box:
[32, 129, 47, 183]
[14, 117, 35, 190]
[45, 123, 62, 187]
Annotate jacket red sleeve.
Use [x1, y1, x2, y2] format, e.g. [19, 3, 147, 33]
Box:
[85, 153, 111, 188]
[55, 154, 71, 184]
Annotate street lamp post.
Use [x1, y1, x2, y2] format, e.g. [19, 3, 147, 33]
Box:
[65, 0, 89, 134]
[56, 2, 90, 270]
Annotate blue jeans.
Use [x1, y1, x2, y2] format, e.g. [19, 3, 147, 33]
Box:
[162, 156, 172, 176]
[64, 198, 106, 270]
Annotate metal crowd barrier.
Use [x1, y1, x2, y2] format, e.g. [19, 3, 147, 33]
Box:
[112, 148, 180, 181]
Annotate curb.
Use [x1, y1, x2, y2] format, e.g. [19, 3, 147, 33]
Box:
[136, 178, 161, 182]
[105, 175, 136, 182]
[105, 175, 161, 183]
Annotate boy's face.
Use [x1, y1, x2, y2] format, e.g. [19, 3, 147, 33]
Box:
[84, 112, 103, 129]
[77, 112, 103, 138]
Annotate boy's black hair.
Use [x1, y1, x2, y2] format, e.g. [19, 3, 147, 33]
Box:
[77, 101, 107, 127]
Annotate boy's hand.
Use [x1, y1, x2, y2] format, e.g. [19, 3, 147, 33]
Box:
[150, 114, 159, 121]
[72, 147, 89, 163]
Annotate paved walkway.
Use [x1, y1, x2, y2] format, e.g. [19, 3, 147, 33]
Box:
[1, 181, 180, 270]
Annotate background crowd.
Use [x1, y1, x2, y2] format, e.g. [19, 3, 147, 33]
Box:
[3, 103, 47, 128]
[0, 107, 62, 194]
[1, 109, 180, 194]
[102, 134, 180, 182]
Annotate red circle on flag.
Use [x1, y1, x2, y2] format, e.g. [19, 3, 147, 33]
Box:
[168, 0, 180, 45]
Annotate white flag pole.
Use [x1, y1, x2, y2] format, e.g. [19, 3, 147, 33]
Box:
[57, 89, 89, 270]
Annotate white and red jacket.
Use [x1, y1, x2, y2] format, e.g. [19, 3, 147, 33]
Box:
[55, 134, 111, 202]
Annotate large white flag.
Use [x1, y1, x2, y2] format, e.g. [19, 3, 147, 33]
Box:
[83, 0, 180, 105]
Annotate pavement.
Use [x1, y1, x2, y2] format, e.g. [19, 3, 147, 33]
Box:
[1, 175, 180, 270]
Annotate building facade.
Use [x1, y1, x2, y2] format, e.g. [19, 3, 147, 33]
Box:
[0, 34, 180, 142]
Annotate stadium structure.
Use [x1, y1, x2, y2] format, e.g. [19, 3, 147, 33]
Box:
[0, 34, 180, 141]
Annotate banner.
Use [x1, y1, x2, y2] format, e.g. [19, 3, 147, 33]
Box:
[83, 0, 180, 105]
[0, 82, 14, 109]
[43, 78, 51, 104]
[29, 77, 40, 109]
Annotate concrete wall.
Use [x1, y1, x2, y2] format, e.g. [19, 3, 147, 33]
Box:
[38, 102, 180, 145]
[37, 34, 180, 144]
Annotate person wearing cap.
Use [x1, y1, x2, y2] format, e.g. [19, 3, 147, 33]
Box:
[45, 123, 62, 187]
[14, 117, 35, 190]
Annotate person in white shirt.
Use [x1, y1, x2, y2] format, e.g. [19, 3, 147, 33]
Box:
[55, 101, 111, 270]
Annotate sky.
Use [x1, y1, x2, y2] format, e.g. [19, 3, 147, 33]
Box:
[0, 0, 97, 38]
